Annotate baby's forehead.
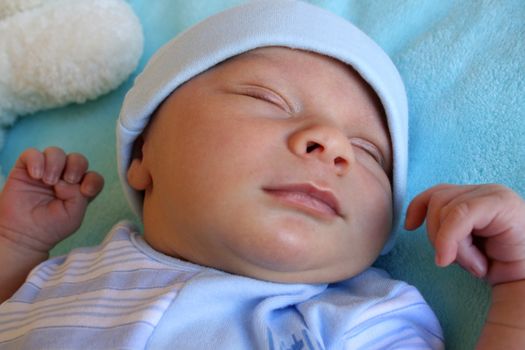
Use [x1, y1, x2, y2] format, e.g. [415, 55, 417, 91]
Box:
[210, 47, 348, 74]
[196, 47, 291, 79]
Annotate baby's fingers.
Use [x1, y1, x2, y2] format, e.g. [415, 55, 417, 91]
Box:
[404, 185, 452, 230]
[63, 153, 89, 184]
[53, 171, 104, 212]
[15, 148, 45, 180]
[80, 171, 104, 199]
[12, 149, 102, 200]
[15, 148, 69, 184]
[435, 193, 503, 267]
[405, 184, 474, 234]
[42, 147, 67, 185]
[454, 237, 488, 278]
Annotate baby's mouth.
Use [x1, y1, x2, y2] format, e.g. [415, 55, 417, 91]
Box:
[263, 183, 342, 219]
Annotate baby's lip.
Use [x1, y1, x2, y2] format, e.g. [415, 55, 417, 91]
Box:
[263, 183, 342, 219]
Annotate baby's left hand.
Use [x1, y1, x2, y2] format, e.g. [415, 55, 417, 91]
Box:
[405, 184, 525, 285]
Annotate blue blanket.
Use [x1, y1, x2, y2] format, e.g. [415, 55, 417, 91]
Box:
[1, 1, 523, 349]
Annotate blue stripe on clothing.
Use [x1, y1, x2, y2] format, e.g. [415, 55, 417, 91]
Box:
[37, 245, 139, 274]
[0, 295, 174, 326]
[0, 323, 156, 349]
[34, 254, 153, 282]
[11, 268, 194, 303]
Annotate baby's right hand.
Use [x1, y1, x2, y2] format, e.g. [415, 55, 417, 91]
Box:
[0, 147, 104, 254]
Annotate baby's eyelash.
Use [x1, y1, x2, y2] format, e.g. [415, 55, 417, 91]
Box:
[239, 85, 292, 113]
[350, 138, 385, 168]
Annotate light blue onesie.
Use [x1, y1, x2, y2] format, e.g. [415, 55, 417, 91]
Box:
[0, 222, 444, 349]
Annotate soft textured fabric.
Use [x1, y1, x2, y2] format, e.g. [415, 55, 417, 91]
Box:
[0, 0, 143, 124]
[0, 1, 523, 349]
[0, 222, 443, 349]
[116, 0, 408, 254]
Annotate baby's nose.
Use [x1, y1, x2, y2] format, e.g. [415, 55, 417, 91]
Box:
[288, 125, 355, 176]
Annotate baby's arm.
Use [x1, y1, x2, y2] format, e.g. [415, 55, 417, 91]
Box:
[0, 148, 104, 303]
[405, 184, 525, 349]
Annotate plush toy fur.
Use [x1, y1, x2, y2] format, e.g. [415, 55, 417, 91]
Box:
[0, 0, 44, 19]
[0, 0, 143, 182]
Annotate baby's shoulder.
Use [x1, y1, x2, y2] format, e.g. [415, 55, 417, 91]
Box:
[333, 267, 411, 299]
[101, 220, 140, 243]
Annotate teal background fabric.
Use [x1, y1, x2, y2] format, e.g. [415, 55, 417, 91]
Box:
[1, 1, 523, 349]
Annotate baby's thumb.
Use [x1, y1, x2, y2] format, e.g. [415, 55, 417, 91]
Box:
[53, 181, 90, 225]
[54, 180, 89, 205]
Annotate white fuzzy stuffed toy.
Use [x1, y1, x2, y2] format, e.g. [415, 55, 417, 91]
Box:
[0, 0, 143, 180]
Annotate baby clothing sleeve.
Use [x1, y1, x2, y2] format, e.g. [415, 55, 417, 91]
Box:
[0, 222, 201, 349]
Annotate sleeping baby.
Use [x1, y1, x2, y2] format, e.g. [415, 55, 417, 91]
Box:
[0, 1, 524, 349]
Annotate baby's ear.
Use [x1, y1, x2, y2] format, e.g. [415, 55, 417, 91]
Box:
[127, 136, 151, 191]
[127, 158, 151, 191]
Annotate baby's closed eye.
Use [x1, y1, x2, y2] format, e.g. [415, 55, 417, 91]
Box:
[350, 138, 385, 168]
[238, 84, 293, 113]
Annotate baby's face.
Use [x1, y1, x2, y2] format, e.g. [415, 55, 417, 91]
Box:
[129, 47, 393, 283]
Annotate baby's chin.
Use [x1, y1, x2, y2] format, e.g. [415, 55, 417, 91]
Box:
[205, 249, 381, 285]
[225, 263, 372, 285]
[172, 224, 390, 285]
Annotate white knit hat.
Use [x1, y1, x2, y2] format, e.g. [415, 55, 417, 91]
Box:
[117, 0, 408, 254]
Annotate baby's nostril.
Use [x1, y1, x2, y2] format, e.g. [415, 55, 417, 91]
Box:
[306, 142, 322, 153]
[334, 157, 347, 166]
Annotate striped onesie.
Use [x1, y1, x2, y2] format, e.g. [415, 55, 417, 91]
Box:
[0, 222, 443, 349]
